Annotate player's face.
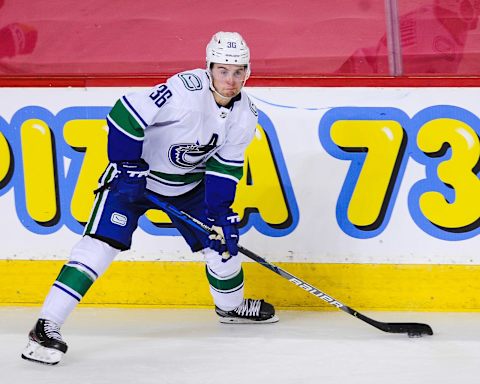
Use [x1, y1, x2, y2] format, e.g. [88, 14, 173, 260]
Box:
[211, 64, 247, 99]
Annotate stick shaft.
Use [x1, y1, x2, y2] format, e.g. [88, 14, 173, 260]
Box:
[144, 192, 433, 335]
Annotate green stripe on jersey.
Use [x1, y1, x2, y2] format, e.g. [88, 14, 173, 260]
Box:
[56, 265, 95, 296]
[108, 99, 145, 139]
[206, 157, 243, 181]
[150, 170, 204, 185]
[84, 189, 105, 235]
[206, 266, 244, 292]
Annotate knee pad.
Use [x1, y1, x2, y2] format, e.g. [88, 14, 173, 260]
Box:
[203, 248, 241, 278]
[68, 235, 120, 280]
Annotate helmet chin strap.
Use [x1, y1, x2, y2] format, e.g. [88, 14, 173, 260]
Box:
[211, 86, 236, 101]
[207, 69, 247, 103]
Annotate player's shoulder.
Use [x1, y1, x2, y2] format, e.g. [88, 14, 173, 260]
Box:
[237, 91, 259, 122]
[228, 92, 257, 142]
[167, 68, 209, 94]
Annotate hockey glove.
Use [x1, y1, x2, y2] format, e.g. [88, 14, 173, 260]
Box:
[108, 160, 149, 203]
[207, 211, 240, 262]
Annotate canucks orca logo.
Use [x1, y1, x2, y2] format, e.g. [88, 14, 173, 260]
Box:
[169, 134, 219, 169]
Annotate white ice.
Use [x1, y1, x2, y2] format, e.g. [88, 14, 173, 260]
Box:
[2, 307, 480, 384]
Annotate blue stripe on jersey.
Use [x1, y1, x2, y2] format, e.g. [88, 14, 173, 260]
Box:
[122, 96, 148, 127]
[107, 120, 143, 162]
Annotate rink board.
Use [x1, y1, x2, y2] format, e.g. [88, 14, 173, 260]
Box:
[2, 260, 479, 311]
[2, 86, 480, 310]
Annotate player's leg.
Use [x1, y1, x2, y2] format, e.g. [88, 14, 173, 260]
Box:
[21, 236, 119, 365]
[161, 184, 278, 324]
[21, 185, 147, 365]
[201, 247, 277, 323]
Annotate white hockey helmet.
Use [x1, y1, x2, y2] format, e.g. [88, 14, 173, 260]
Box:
[206, 31, 251, 78]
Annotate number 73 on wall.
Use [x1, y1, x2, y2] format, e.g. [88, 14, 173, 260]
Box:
[318, 106, 480, 241]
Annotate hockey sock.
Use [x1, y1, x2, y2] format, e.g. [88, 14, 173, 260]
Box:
[40, 264, 94, 326]
[39, 236, 119, 326]
[203, 248, 244, 311]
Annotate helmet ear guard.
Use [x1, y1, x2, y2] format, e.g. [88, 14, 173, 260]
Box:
[206, 31, 251, 80]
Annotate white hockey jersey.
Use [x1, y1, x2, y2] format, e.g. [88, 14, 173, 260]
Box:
[106, 69, 258, 196]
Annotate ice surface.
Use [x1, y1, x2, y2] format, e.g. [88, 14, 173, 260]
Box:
[2, 307, 480, 384]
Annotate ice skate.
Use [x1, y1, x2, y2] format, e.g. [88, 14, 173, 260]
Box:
[21, 319, 68, 365]
[215, 298, 279, 324]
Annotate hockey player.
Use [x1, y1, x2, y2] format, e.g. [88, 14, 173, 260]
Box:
[21, 31, 278, 366]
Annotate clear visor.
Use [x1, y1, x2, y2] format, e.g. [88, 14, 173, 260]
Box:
[210, 63, 249, 82]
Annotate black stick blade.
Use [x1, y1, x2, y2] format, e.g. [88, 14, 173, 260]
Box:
[354, 312, 433, 336]
[377, 322, 433, 335]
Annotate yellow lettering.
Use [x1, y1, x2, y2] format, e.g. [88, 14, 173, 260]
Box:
[330, 120, 404, 227]
[145, 208, 171, 224]
[63, 120, 109, 223]
[21, 119, 57, 223]
[0, 132, 10, 184]
[234, 124, 289, 225]
[417, 118, 480, 228]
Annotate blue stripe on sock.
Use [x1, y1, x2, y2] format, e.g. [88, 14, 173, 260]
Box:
[67, 261, 99, 279]
[53, 283, 82, 302]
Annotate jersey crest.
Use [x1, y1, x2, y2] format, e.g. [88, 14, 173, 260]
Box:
[168, 134, 219, 169]
[178, 73, 203, 91]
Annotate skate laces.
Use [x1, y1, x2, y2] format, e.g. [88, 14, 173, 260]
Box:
[234, 299, 262, 317]
[43, 320, 63, 341]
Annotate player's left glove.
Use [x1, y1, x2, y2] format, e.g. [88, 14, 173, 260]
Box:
[207, 211, 240, 262]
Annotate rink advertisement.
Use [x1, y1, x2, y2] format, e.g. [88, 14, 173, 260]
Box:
[2, 86, 480, 310]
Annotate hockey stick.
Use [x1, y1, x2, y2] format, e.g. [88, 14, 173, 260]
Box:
[145, 192, 433, 337]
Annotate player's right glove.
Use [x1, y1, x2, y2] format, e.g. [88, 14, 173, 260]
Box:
[207, 211, 240, 262]
[106, 160, 149, 203]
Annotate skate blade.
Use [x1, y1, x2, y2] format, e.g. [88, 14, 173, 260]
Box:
[21, 339, 64, 365]
[218, 315, 279, 324]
